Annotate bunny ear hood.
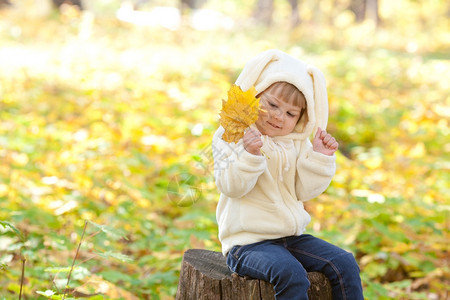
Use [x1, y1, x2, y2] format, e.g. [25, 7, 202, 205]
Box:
[235, 49, 328, 140]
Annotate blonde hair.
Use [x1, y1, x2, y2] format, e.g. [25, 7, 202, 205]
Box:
[259, 82, 308, 124]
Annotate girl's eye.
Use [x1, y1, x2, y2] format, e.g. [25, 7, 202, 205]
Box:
[268, 102, 277, 108]
[287, 112, 297, 117]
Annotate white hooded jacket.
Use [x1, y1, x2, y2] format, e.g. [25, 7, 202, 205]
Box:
[213, 49, 336, 255]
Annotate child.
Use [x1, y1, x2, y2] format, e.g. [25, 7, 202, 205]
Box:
[212, 49, 364, 299]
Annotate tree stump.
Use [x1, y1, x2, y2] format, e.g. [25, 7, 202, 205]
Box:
[176, 249, 332, 300]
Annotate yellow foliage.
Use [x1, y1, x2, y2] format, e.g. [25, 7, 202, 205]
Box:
[11, 152, 29, 166]
[362, 157, 382, 169]
[74, 275, 139, 300]
[219, 85, 260, 143]
[0, 184, 8, 197]
[408, 142, 426, 158]
[385, 242, 411, 254]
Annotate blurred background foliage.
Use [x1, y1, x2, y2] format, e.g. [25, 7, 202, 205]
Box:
[0, 0, 448, 299]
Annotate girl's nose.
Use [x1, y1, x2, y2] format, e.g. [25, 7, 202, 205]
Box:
[273, 110, 283, 121]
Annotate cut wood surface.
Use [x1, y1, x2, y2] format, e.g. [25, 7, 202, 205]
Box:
[176, 249, 332, 300]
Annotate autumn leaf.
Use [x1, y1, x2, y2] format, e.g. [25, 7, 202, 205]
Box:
[219, 84, 260, 143]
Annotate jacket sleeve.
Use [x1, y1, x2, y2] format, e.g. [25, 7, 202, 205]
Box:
[213, 127, 266, 198]
[295, 140, 336, 202]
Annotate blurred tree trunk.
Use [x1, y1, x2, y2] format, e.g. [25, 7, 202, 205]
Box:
[349, 0, 379, 26]
[253, 0, 300, 27]
[126, 0, 207, 11]
[288, 0, 300, 27]
[365, 0, 379, 26]
[0, 0, 11, 8]
[349, 0, 366, 22]
[180, 0, 207, 10]
[131, 0, 150, 9]
[52, 0, 83, 10]
[253, 0, 274, 25]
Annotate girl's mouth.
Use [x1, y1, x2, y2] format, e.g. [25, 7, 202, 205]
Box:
[268, 121, 281, 129]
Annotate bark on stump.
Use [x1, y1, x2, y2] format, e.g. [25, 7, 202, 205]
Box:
[176, 249, 332, 300]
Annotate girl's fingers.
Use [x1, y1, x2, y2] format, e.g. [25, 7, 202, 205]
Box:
[246, 128, 261, 138]
[329, 141, 338, 150]
[243, 128, 263, 155]
[314, 127, 322, 140]
[247, 130, 261, 143]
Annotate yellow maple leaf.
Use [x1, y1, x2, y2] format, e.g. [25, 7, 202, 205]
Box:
[219, 85, 260, 143]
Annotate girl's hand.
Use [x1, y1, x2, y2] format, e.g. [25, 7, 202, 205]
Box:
[313, 128, 339, 156]
[243, 128, 263, 156]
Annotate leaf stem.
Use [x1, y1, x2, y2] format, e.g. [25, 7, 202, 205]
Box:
[260, 149, 270, 159]
[63, 220, 88, 300]
[19, 256, 25, 300]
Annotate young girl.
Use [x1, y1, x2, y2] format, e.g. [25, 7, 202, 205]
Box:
[212, 49, 364, 299]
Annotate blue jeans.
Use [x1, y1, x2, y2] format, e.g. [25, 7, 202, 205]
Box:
[226, 234, 363, 300]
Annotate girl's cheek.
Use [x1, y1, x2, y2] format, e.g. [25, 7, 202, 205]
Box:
[258, 110, 268, 120]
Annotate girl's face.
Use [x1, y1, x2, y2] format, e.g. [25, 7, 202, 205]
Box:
[255, 88, 303, 137]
